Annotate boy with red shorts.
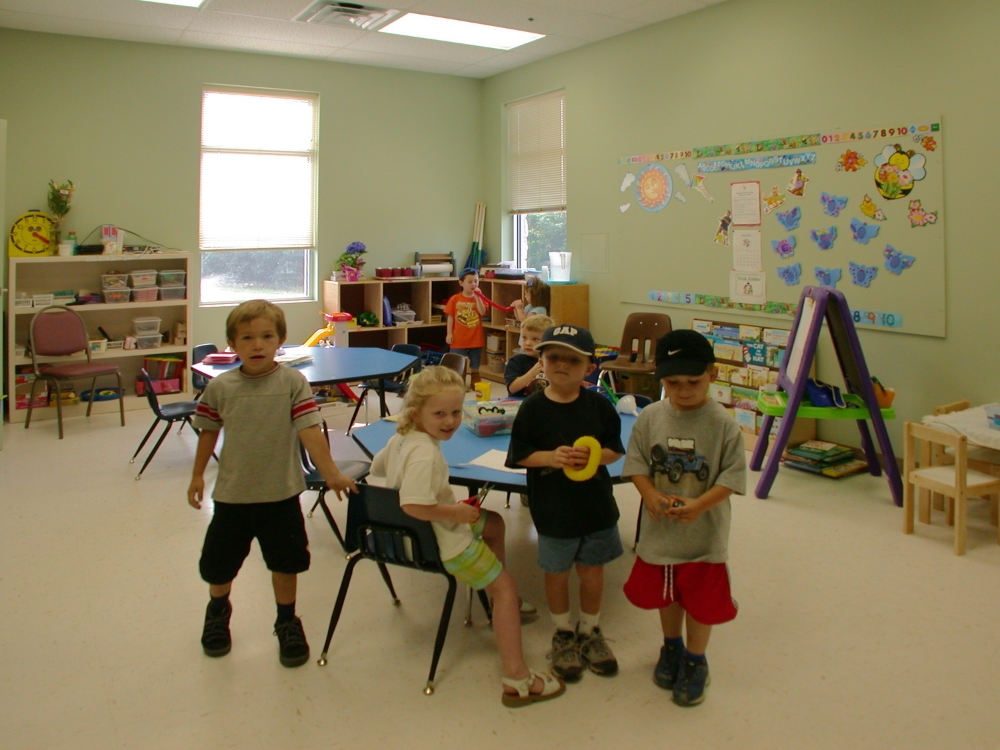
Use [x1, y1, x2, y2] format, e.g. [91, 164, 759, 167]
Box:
[622, 329, 746, 706]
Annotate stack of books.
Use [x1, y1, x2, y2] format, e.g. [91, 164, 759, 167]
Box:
[782, 440, 869, 479]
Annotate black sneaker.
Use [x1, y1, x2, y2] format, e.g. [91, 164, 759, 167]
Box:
[201, 601, 232, 657]
[577, 626, 618, 676]
[548, 629, 584, 682]
[653, 640, 684, 690]
[672, 655, 710, 707]
[274, 616, 310, 668]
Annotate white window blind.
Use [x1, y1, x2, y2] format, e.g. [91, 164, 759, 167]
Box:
[507, 90, 566, 214]
[199, 90, 318, 250]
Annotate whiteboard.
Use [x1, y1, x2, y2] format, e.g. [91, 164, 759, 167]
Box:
[783, 295, 816, 389]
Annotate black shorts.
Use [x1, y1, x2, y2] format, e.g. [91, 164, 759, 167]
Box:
[199, 495, 310, 585]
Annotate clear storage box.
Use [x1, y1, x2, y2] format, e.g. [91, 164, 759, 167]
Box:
[33, 294, 54, 307]
[158, 270, 186, 286]
[129, 269, 158, 287]
[101, 273, 129, 289]
[102, 289, 131, 303]
[131, 287, 158, 302]
[158, 285, 187, 300]
[133, 316, 162, 335]
[135, 333, 163, 349]
[462, 400, 522, 437]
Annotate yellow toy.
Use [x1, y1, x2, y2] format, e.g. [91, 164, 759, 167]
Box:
[303, 311, 353, 347]
[564, 435, 601, 482]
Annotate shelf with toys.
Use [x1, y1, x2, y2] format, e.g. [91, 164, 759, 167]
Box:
[322, 273, 588, 384]
[6, 253, 194, 424]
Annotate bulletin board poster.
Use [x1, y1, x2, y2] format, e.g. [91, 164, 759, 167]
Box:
[615, 121, 945, 336]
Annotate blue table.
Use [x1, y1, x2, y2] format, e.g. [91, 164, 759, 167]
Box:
[351, 412, 637, 493]
[192, 346, 419, 417]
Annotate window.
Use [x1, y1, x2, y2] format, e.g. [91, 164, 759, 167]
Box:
[199, 88, 318, 304]
[507, 90, 566, 270]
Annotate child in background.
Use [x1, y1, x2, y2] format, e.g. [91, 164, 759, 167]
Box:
[370, 367, 565, 707]
[506, 325, 625, 684]
[445, 268, 487, 387]
[189, 300, 358, 667]
[512, 274, 550, 322]
[622, 329, 746, 707]
[504, 313, 554, 398]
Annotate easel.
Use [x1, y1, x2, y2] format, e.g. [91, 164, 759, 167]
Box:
[750, 286, 902, 506]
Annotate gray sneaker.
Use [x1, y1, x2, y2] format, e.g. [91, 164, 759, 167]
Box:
[549, 629, 584, 682]
[578, 626, 618, 676]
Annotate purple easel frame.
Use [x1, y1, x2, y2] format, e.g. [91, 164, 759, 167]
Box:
[749, 286, 902, 506]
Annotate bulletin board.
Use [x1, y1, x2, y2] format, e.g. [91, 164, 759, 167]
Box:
[614, 119, 944, 337]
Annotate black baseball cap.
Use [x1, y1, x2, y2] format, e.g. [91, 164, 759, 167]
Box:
[536, 324, 596, 360]
[654, 329, 715, 379]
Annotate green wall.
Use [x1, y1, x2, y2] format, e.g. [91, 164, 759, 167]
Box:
[481, 0, 1000, 447]
[0, 28, 482, 344]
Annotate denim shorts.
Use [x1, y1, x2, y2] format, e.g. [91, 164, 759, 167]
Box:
[537, 524, 624, 574]
[449, 347, 482, 370]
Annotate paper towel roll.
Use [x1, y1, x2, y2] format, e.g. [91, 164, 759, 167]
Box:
[420, 263, 454, 276]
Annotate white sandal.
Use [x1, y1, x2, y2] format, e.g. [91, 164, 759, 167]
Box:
[501, 670, 565, 708]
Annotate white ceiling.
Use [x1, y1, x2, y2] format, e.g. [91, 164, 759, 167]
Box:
[0, 0, 729, 78]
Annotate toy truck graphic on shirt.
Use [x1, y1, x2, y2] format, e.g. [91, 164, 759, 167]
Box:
[650, 438, 710, 484]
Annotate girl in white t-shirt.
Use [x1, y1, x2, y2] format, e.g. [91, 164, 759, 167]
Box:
[370, 366, 564, 707]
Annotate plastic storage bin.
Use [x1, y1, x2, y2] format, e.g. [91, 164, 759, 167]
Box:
[135, 333, 163, 349]
[129, 269, 158, 287]
[101, 273, 129, 289]
[131, 287, 159, 302]
[102, 289, 131, 303]
[133, 316, 162, 335]
[158, 285, 187, 300]
[89, 339, 107, 354]
[392, 308, 417, 324]
[33, 294, 54, 307]
[158, 270, 186, 286]
[462, 400, 522, 437]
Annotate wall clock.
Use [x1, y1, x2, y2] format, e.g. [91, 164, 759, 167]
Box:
[9, 210, 56, 257]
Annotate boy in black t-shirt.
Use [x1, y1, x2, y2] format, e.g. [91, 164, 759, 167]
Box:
[504, 313, 553, 398]
[506, 325, 624, 684]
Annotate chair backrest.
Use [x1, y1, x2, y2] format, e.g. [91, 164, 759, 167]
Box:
[616, 312, 672, 365]
[440, 352, 467, 378]
[191, 343, 219, 392]
[344, 484, 442, 570]
[29, 306, 90, 363]
[139, 369, 166, 418]
[390, 343, 423, 380]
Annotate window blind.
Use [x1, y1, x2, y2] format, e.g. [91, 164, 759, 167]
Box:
[507, 90, 566, 214]
[199, 89, 318, 250]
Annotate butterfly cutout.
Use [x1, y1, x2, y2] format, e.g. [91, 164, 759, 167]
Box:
[771, 235, 796, 259]
[820, 192, 848, 217]
[810, 226, 837, 250]
[777, 262, 802, 286]
[850, 218, 880, 245]
[776, 205, 801, 231]
[849, 261, 878, 288]
[883, 245, 915, 275]
[814, 267, 842, 288]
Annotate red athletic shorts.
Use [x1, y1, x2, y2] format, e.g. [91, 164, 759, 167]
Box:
[623, 557, 738, 625]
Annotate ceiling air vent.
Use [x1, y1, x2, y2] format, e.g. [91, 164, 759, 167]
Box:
[294, 1, 400, 30]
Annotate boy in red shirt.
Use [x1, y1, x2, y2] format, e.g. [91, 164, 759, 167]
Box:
[444, 268, 488, 387]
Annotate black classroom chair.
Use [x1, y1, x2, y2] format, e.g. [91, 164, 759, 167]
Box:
[131, 369, 209, 480]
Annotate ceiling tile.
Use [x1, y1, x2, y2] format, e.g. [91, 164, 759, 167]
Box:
[558, 13, 642, 42]
[186, 9, 362, 46]
[616, 0, 707, 25]
[204, 0, 423, 21]
[0, 0, 196, 29]
[347, 29, 500, 64]
[528, 0, 648, 14]
[327, 46, 464, 74]
[0, 8, 185, 44]
[179, 28, 334, 57]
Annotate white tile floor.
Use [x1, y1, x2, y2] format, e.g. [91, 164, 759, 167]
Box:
[2, 399, 1000, 750]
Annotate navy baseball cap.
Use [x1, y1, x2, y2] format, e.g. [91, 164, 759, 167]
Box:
[654, 329, 715, 378]
[536, 324, 596, 360]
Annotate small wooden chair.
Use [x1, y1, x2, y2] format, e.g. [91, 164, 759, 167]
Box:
[903, 421, 1000, 555]
[598, 312, 671, 393]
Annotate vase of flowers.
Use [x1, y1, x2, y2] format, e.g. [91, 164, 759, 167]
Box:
[47, 179, 75, 246]
[336, 241, 367, 281]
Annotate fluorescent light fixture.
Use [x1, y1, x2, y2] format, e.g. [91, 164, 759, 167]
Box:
[135, 0, 205, 7]
[378, 13, 543, 50]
